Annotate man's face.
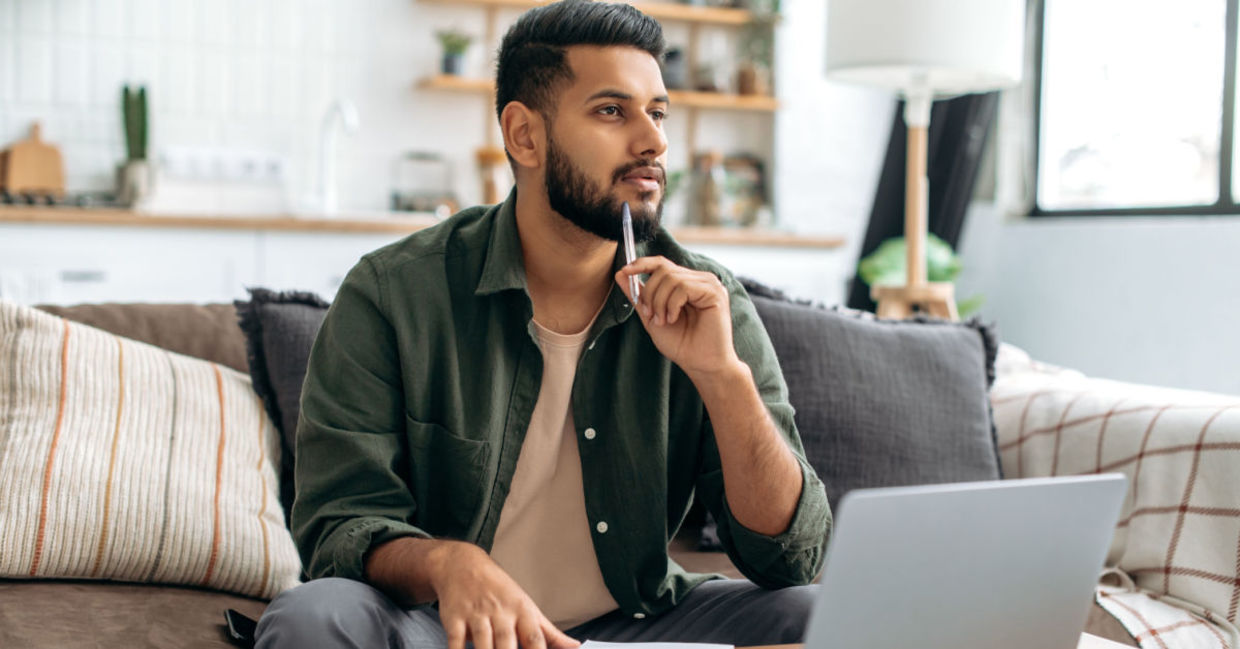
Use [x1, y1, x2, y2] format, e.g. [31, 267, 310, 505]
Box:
[543, 46, 669, 243]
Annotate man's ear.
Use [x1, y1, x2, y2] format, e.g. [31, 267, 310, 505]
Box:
[500, 101, 545, 171]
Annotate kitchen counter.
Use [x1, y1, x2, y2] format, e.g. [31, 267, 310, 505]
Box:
[0, 205, 846, 249]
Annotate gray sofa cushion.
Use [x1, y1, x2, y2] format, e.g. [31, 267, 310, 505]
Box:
[0, 579, 267, 648]
[235, 289, 331, 518]
[740, 279, 1001, 512]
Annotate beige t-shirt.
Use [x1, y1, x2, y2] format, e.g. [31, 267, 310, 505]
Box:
[489, 317, 620, 629]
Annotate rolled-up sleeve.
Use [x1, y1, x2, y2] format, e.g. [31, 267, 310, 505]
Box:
[291, 256, 430, 581]
[693, 273, 832, 588]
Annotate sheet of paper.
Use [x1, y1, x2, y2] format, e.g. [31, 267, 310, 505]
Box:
[581, 641, 733, 649]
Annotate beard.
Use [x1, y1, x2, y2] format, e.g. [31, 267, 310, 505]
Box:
[544, 135, 664, 243]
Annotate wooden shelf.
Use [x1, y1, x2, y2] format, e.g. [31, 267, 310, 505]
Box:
[668, 89, 778, 112]
[672, 225, 843, 249]
[0, 206, 844, 249]
[0, 206, 442, 235]
[418, 75, 778, 112]
[418, 0, 768, 26]
[420, 75, 495, 94]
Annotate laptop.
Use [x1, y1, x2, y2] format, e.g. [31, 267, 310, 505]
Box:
[802, 474, 1128, 649]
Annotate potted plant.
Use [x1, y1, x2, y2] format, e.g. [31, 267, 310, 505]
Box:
[857, 234, 985, 316]
[437, 30, 473, 76]
[737, 15, 776, 96]
[117, 84, 150, 207]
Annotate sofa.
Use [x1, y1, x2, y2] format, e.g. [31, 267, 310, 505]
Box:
[2, 285, 1236, 649]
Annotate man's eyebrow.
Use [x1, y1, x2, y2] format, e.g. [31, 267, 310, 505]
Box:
[584, 89, 671, 105]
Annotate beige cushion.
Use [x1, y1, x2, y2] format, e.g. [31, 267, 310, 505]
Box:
[0, 301, 301, 599]
[35, 302, 249, 373]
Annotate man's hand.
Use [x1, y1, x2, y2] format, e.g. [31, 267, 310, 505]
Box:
[430, 542, 580, 649]
[614, 256, 742, 379]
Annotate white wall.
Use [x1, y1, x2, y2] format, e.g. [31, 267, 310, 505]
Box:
[0, 0, 833, 213]
[0, 0, 892, 305]
[957, 203, 1240, 396]
[746, 0, 893, 303]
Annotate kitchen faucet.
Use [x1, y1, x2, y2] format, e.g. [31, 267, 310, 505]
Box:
[318, 99, 360, 215]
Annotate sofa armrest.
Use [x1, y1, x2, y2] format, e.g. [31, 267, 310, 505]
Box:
[990, 343, 1240, 631]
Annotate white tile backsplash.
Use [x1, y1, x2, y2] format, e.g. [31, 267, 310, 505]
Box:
[269, 0, 302, 52]
[0, 0, 13, 34]
[18, 1, 53, 35]
[300, 0, 335, 54]
[268, 57, 298, 119]
[0, 35, 12, 104]
[235, 0, 269, 50]
[57, 0, 92, 36]
[163, 0, 197, 44]
[128, 0, 161, 41]
[53, 39, 88, 106]
[232, 54, 266, 116]
[89, 41, 125, 107]
[17, 36, 52, 104]
[127, 42, 160, 86]
[93, 0, 125, 38]
[197, 52, 229, 116]
[160, 48, 196, 114]
[198, 0, 231, 46]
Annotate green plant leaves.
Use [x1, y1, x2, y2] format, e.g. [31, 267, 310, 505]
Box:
[857, 234, 984, 317]
[857, 234, 962, 287]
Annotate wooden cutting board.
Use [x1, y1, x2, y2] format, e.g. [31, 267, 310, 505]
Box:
[0, 122, 65, 196]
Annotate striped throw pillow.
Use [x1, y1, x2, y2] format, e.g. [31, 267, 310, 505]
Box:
[0, 301, 301, 599]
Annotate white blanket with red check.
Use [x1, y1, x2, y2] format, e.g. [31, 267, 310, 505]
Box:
[991, 344, 1240, 649]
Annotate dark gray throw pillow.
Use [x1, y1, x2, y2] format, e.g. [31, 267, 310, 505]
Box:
[235, 288, 330, 519]
[741, 278, 1001, 514]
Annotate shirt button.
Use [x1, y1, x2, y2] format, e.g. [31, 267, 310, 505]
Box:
[596, 521, 609, 534]
[584, 427, 597, 440]
[633, 613, 646, 619]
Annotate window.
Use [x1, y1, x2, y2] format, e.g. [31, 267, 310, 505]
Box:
[1033, 0, 1239, 215]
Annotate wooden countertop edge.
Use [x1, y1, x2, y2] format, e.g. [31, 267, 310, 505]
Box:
[0, 207, 846, 249]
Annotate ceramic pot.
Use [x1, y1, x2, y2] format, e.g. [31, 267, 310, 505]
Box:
[442, 53, 464, 76]
[116, 159, 152, 207]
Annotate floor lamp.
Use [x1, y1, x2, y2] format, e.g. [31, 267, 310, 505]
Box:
[825, 0, 1025, 320]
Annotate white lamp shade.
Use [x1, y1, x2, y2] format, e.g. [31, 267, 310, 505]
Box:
[825, 0, 1025, 96]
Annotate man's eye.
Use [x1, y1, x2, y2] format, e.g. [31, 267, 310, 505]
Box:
[651, 110, 667, 122]
[599, 106, 621, 116]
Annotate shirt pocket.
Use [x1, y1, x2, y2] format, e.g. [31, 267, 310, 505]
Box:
[405, 415, 492, 540]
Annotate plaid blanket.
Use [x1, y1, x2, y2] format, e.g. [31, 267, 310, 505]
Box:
[991, 344, 1240, 649]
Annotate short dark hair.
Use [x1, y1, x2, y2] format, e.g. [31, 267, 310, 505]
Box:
[495, 0, 666, 125]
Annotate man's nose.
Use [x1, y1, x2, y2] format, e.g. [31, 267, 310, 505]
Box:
[631, 112, 668, 160]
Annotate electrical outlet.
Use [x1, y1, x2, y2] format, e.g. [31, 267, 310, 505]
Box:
[158, 147, 287, 185]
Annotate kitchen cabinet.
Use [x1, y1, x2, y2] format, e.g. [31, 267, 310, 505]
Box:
[0, 206, 844, 305]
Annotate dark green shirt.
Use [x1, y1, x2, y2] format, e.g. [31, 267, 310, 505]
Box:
[293, 191, 832, 618]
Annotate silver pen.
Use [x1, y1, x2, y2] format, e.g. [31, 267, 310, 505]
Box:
[621, 202, 641, 305]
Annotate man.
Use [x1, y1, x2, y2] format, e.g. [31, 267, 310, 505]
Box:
[256, 2, 831, 648]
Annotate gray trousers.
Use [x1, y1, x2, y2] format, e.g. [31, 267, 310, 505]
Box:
[256, 577, 818, 648]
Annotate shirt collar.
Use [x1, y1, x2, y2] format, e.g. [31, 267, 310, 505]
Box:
[472, 187, 644, 326]
[474, 188, 528, 297]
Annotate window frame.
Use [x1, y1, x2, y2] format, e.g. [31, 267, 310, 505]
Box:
[1030, 0, 1240, 217]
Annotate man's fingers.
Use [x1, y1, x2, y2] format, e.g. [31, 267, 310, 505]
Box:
[618, 255, 669, 276]
[541, 618, 581, 649]
[516, 615, 548, 649]
[641, 268, 675, 324]
[469, 617, 495, 649]
[445, 619, 469, 649]
[493, 618, 519, 649]
[665, 285, 691, 325]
